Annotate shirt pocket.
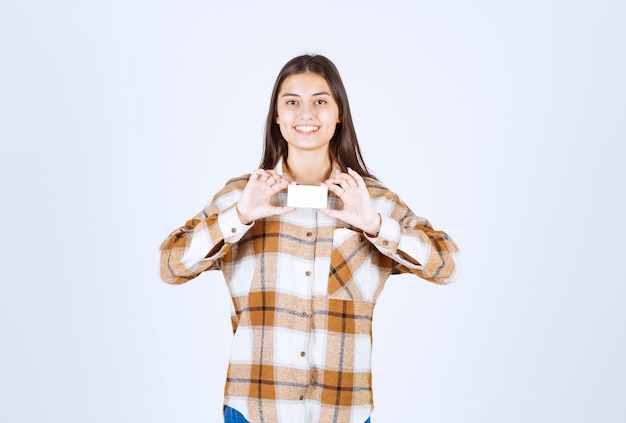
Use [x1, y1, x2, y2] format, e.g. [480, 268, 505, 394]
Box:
[328, 228, 379, 303]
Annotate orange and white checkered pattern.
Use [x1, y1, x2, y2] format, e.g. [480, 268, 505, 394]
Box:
[160, 162, 460, 423]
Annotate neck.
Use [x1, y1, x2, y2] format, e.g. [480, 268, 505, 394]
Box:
[286, 150, 332, 185]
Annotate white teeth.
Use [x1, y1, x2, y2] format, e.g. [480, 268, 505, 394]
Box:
[295, 126, 319, 133]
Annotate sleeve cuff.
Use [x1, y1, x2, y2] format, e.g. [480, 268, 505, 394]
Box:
[366, 215, 430, 269]
[367, 215, 400, 252]
[218, 204, 254, 243]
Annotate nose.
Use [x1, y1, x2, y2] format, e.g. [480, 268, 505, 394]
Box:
[299, 104, 312, 120]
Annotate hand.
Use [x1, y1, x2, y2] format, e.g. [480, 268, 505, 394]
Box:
[236, 169, 295, 223]
[319, 168, 381, 235]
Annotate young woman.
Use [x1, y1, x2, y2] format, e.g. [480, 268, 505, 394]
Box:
[160, 54, 460, 423]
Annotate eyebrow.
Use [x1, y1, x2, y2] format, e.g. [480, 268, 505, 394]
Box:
[281, 91, 331, 97]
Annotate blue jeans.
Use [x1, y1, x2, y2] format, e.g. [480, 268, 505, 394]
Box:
[224, 406, 371, 422]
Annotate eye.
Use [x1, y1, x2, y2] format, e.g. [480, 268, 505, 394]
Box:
[286, 99, 298, 106]
[315, 99, 327, 105]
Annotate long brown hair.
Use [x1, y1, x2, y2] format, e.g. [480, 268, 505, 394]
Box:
[260, 54, 375, 179]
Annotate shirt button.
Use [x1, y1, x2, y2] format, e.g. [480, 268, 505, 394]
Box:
[305, 271, 311, 276]
[306, 231, 313, 237]
[383, 240, 389, 246]
[299, 395, 304, 400]
[301, 311, 307, 317]
[300, 351, 306, 357]
[231, 227, 237, 233]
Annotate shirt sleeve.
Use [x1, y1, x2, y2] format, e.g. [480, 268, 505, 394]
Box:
[159, 176, 253, 285]
[366, 184, 460, 285]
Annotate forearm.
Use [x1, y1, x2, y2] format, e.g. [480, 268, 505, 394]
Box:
[367, 215, 460, 284]
[159, 204, 253, 284]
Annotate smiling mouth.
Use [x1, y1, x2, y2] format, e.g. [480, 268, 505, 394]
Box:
[295, 125, 320, 133]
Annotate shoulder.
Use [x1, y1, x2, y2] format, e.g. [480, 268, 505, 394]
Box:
[223, 174, 251, 191]
[363, 177, 398, 201]
[363, 177, 420, 222]
[205, 173, 251, 208]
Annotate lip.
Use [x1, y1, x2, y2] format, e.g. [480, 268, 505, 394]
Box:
[294, 125, 320, 135]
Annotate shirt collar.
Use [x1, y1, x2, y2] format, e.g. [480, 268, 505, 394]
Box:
[274, 157, 341, 183]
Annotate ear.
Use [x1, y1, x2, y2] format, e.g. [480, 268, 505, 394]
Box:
[276, 117, 280, 124]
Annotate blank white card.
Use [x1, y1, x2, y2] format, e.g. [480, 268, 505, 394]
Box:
[287, 185, 328, 208]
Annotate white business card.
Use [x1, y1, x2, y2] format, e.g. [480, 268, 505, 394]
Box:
[287, 185, 328, 208]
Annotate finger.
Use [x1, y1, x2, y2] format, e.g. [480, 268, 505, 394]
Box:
[271, 180, 290, 194]
[325, 176, 351, 191]
[347, 168, 366, 188]
[333, 172, 358, 188]
[267, 171, 291, 185]
[267, 169, 289, 183]
[264, 176, 282, 187]
[277, 175, 292, 185]
[252, 169, 271, 181]
[324, 183, 345, 198]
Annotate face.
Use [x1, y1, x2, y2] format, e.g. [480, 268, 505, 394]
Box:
[276, 72, 341, 156]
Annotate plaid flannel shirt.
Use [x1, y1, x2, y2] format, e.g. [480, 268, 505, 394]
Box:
[160, 161, 460, 423]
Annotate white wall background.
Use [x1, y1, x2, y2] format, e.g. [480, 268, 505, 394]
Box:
[1, 1, 624, 422]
